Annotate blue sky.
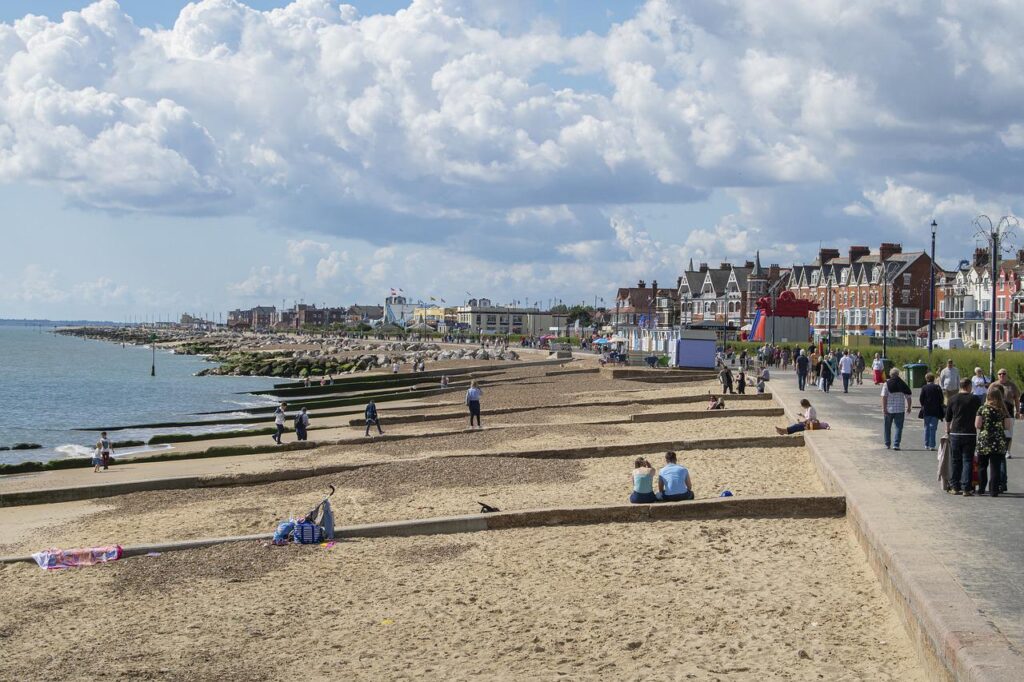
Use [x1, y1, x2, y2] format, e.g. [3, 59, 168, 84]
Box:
[2, 1, 1022, 319]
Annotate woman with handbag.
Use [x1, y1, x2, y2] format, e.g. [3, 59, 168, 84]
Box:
[974, 385, 1012, 497]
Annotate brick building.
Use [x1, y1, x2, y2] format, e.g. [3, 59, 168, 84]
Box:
[784, 243, 940, 338]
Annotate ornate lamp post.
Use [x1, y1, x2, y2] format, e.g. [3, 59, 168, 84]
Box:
[974, 215, 1020, 379]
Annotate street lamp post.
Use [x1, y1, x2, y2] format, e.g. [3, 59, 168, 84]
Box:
[882, 263, 889, 360]
[826, 276, 833, 353]
[928, 220, 937, 361]
[974, 214, 1020, 379]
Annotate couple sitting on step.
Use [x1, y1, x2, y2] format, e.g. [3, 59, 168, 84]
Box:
[629, 451, 694, 504]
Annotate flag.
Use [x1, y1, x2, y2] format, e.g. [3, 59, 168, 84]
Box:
[398, 288, 404, 293]
[429, 296, 437, 302]
[390, 288, 397, 296]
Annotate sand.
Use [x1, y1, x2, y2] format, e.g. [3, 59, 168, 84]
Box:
[0, 519, 922, 681]
[0, 446, 819, 554]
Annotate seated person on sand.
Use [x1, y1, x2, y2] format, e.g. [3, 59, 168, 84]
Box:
[629, 457, 658, 504]
[775, 398, 826, 434]
[706, 395, 726, 410]
[657, 451, 694, 501]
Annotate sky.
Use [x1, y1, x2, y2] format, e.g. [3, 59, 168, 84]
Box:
[1, 0, 1023, 320]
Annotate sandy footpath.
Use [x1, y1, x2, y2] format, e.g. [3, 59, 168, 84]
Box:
[0, 518, 922, 681]
[0, 446, 819, 553]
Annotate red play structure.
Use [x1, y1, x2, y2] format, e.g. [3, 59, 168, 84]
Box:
[749, 291, 818, 342]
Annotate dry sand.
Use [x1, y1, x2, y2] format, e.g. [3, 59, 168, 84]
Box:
[0, 519, 922, 681]
[0, 446, 818, 553]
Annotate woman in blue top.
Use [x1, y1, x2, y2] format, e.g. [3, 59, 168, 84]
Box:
[629, 457, 657, 504]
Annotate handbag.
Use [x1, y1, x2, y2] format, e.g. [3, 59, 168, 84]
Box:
[917, 407, 924, 419]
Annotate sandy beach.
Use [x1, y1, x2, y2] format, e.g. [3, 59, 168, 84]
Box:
[0, 519, 922, 681]
[0, 356, 922, 680]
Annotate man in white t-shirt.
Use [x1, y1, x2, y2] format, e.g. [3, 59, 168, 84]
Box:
[938, 359, 960, 403]
[838, 351, 855, 393]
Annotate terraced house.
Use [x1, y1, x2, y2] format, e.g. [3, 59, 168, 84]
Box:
[937, 248, 1024, 346]
[784, 244, 941, 339]
[676, 253, 787, 331]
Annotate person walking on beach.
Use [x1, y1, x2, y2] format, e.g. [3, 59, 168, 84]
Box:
[975, 385, 1012, 497]
[796, 349, 809, 391]
[838, 350, 854, 393]
[364, 399, 383, 437]
[94, 432, 114, 473]
[919, 373, 944, 451]
[736, 369, 746, 394]
[939, 359, 960, 403]
[294, 407, 310, 441]
[466, 380, 483, 429]
[273, 402, 287, 444]
[657, 451, 694, 501]
[945, 378, 981, 495]
[881, 368, 912, 450]
[718, 365, 735, 394]
[872, 353, 885, 385]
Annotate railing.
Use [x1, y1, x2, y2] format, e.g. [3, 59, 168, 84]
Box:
[941, 310, 985, 320]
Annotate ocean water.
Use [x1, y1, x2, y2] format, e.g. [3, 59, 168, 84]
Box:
[0, 325, 278, 464]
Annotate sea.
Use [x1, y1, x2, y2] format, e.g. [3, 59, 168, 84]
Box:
[0, 324, 279, 465]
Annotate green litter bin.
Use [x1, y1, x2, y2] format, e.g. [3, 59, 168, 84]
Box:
[903, 362, 928, 389]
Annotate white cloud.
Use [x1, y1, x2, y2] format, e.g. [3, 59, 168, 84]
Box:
[286, 238, 329, 265]
[1000, 124, 1024, 149]
[227, 265, 300, 298]
[71, 277, 129, 305]
[842, 202, 873, 217]
[314, 250, 349, 285]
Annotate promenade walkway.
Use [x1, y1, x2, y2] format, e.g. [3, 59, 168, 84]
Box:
[771, 367, 1024, 680]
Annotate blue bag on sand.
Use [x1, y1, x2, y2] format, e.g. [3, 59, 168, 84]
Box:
[293, 520, 324, 544]
[273, 521, 295, 545]
[719, 490, 734, 497]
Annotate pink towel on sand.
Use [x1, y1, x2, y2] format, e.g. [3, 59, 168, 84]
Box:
[32, 545, 123, 570]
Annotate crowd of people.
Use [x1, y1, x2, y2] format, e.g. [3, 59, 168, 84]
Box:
[754, 340, 1014, 498]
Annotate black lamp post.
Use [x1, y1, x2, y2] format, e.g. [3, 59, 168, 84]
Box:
[928, 220, 937, 360]
[882, 263, 889, 360]
[974, 215, 1020, 379]
[826, 275, 833, 353]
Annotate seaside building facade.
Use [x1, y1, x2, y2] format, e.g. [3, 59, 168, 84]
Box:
[455, 301, 566, 336]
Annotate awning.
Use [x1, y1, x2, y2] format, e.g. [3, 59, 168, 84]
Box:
[594, 338, 611, 344]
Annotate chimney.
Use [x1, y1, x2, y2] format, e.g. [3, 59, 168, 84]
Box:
[676, 276, 683, 288]
[744, 260, 754, 269]
[879, 243, 902, 261]
[699, 262, 708, 272]
[818, 247, 840, 265]
[637, 279, 646, 288]
[769, 264, 780, 279]
[974, 248, 989, 268]
[719, 262, 731, 270]
[651, 279, 658, 293]
[848, 245, 870, 263]
[1017, 249, 1024, 264]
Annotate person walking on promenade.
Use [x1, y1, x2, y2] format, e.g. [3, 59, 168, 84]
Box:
[294, 407, 310, 441]
[939, 359, 960, 403]
[919, 373, 945, 451]
[945, 378, 981, 495]
[796, 349, 809, 391]
[881, 368, 912, 450]
[995, 369, 1019, 491]
[871, 353, 885, 384]
[971, 367, 989, 397]
[364, 399, 383, 437]
[819, 354, 835, 393]
[975, 385, 1012, 497]
[839, 350, 854, 393]
[466, 380, 483, 429]
[273, 402, 287, 444]
[94, 432, 114, 473]
[810, 349, 820, 386]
